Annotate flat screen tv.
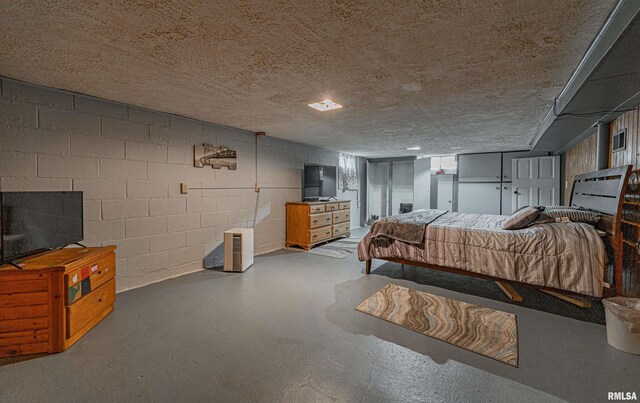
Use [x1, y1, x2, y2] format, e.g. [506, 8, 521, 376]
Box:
[303, 164, 337, 200]
[0, 191, 83, 263]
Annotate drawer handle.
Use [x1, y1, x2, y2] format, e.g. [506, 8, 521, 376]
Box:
[313, 235, 317, 239]
[313, 220, 318, 224]
[98, 298, 103, 303]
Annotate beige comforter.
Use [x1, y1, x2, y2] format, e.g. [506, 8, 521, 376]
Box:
[357, 212, 605, 297]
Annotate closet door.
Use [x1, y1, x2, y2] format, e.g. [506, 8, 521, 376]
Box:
[511, 156, 560, 211]
[501, 183, 512, 215]
[436, 175, 454, 210]
[458, 153, 502, 182]
[458, 183, 501, 214]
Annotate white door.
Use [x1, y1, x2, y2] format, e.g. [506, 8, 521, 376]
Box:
[458, 183, 501, 214]
[501, 151, 548, 182]
[413, 158, 431, 210]
[437, 175, 454, 210]
[511, 156, 560, 211]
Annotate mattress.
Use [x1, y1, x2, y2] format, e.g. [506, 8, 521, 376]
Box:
[358, 211, 605, 297]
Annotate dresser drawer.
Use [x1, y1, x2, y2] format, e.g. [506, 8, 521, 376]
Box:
[309, 205, 325, 214]
[339, 202, 350, 210]
[66, 278, 115, 338]
[309, 212, 332, 229]
[325, 203, 339, 212]
[333, 210, 350, 224]
[65, 254, 116, 305]
[309, 226, 332, 244]
[332, 223, 350, 237]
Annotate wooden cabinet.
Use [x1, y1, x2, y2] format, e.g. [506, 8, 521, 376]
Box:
[620, 170, 640, 297]
[286, 200, 351, 250]
[310, 212, 332, 229]
[458, 153, 502, 182]
[0, 246, 116, 358]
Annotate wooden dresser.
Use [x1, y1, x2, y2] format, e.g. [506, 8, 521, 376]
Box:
[286, 200, 351, 250]
[0, 246, 116, 358]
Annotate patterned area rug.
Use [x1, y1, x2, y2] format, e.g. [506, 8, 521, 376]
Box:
[307, 238, 360, 259]
[356, 283, 519, 366]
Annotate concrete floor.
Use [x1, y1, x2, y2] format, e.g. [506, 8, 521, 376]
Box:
[1, 228, 638, 402]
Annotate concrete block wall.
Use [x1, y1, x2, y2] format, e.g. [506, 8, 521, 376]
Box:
[0, 78, 362, 292]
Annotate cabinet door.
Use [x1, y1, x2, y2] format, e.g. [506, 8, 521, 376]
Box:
[457, 183, 501, 214]
[501, 183, 512, 215]
[458, 153, 502, 182]
[501, 151, 547, 182]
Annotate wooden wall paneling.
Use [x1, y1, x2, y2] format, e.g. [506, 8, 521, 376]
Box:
[565, 133, 597, 205]
[563, 106, 640, 296]
[634, 107, 638, 166]
[610, 106, 640, 169]
[623, 109, 628, 165]
[609, 105, 640, 296]
[611, 114, 619, 167]
[624, 107, 628, 163]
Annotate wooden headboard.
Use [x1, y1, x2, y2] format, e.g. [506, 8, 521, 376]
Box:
[569, 165, 632, 296]
[569, 165, 632, 235]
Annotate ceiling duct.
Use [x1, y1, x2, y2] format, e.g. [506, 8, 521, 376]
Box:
[531, 0, 640, 153]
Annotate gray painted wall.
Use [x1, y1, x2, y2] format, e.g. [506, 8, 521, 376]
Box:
[0, 78, 362, 291]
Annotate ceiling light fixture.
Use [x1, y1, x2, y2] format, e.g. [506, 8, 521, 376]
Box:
[451, 146, 462, 150]
[308, 99, 342, 111]
[406, 146, 421, 151]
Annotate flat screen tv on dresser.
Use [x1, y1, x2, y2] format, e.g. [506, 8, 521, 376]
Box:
[0, 191, 83, 263]
[303, 164, 337, 201]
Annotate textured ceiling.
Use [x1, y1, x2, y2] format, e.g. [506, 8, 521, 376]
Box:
[0, 0, 616, 157]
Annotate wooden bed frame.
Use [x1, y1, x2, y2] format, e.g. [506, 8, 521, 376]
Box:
[364, 165, 632, 301]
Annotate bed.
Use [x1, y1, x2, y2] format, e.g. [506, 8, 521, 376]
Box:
[358, 166, 632, 299]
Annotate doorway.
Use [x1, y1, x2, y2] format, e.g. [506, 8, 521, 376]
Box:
[367, 160, 414, 222]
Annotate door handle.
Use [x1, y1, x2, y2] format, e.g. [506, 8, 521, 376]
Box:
[496, 186, 500, 190]
[513, 191, 518, 194]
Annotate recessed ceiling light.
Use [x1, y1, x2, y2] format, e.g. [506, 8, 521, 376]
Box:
[406, 146, 421, 151]
[308, 99, 342, 111]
